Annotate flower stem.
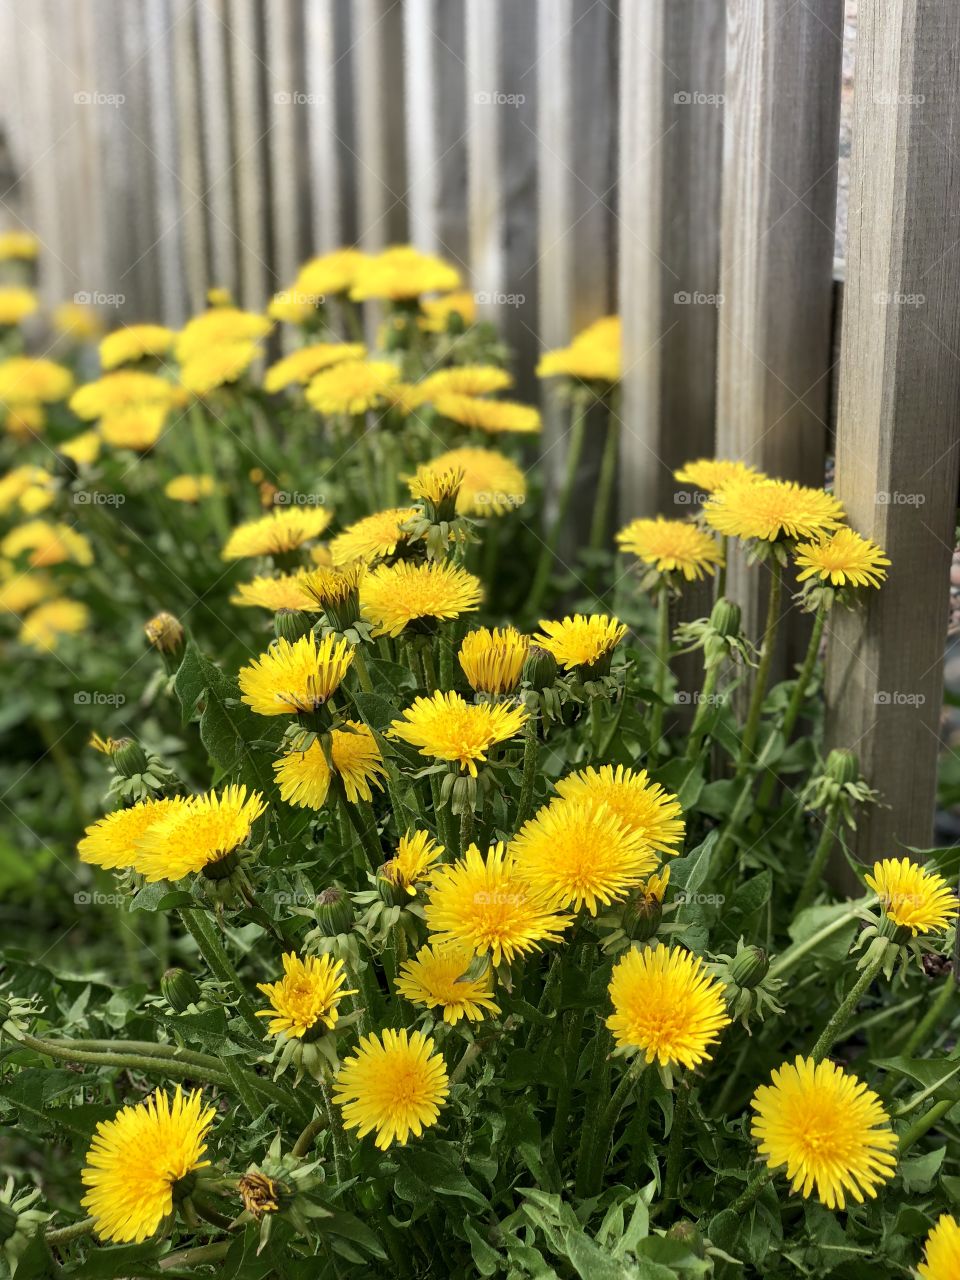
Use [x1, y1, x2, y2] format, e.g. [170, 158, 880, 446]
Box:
[351, 646, 375, 693]
[515, 713, 540, 828]
[458, 804, 476, 858]
[45, 1217, 96, 1247]
[810, 948, 886, 1064]
[292, 1112, 328, 1158]
[177, 907, 262, 1039]
[649, 581, 672, 749]
[529, 391, 589, 612]
[728, 1167, 774, 1215]
[683, 662, 720, 763]
[663, 1075, 691, 1207]
[580, 1055, 645, 1198]
[795, 803, 842, 914]
[439, 629, 455, 692]
[899, 976, 957, 1060]
[737, 557, 783, 772]
[319, 1073, 348, 1184]
[18, 1033, 231, 1089]
[589, 404, 619, 554]
[900, 1096, 957, 1154]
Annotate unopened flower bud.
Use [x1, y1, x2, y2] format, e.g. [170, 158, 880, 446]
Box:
[666, 1220, 705, 1258]
[161, 967, 201, 1013]
[274, 609, 313, 644]
[709, 597, 741, 638]
[523, 644, 558, 691]
[729, 945, 768, 990]
[315, 884, 354, 936]
[238, 1172, 285, 1219]
[144, 611, 184, 657]
[622, 892, 663, 943]
[825, 748, 859, 787]
[111, 738, 149, 778]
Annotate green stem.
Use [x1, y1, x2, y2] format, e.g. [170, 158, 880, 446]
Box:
[900, 1097, 958, 1155]
[529, 392, 589, 612]
[795, 802, 842, 914]
[580, 1055, 645, 1198]
[899, 977, 957, 1060]
[589, 406, 619, 554]
[516, 713, 540, 828]
[552, 1006, 585, 1162]
[810, 948, 885, 1063]
[663, 1076, 692, 1207]
[768, 905, 860, 981]
[755, 603, 827, 812]
[683, 662, 720, 763]
[728, 1167, 774, 1215]
[737, 558, 783, 772]
[292, 1112, 328, 1158]
[45, 1217, 96, 1247]
[319, 1074, 349, 1184]
[352, 646, 375, 693]
[458, 804, 476, 859]
[177, 907, 262, 1039]
[438, 629, 455, 692]
[18, 1033, 231, 1089]
[159, 1242, 232, 1270]
[421, 646, 438, 693]
[650, 581, 672, 748]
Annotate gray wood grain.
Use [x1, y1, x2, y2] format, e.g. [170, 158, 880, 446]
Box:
[353, 0, 408, 247]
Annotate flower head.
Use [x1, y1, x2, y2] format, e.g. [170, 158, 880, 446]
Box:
[361, 560, 483, 637]
[99, 404, 169, 451]
[410, 447, 526, 517]
[425, 843, 571, 965]
[794, 528, 890, 589]
[673, 458, 761, 492]
[864, 858, 959, 936]
[78, 798, 187, 870]
[257, 952, 355, 1039]
[703, 476, 845, 543]
[0, 287, 37, 327]
[390, 691, 526, 776]
[330, 507, 418, 566]
[381, 830, 444, 896]
[164, 474, 216, 504]
[263, 342, 367, 393]
[0, 357, 74, 407]
[222, 507, 333, 559]
[133, 784, 266, 882]
[230, 573, 321, 613]
[2, 520, 93, 568]
[553, 765, 685, 858]
[459, 626, 529, 694]
[60, 429, 102, 466]
[434, 393, 541, 435]
[305, 359, 399, 415]
[273, 723, 386, 808]
[536, 315, 621, 383]
[0, 230, 38, 260]
[750, 1056, 898, 1209]
[54, 301, 103, 341]
[333, 1028, 449, 1149]
[180, 340, 259, 395]
[919, 1214, 960, 1280]
[81, 1087, 215, 1242]
[295, 249, 369, 297]
[239, 632, 354, 716]
[349, 245, 460, 301]
[0, 568, 52, 615]
[20, 598, 90, 651]
[616, 517, 724, 582]
[174, 308, 271, 363]
[420, 365, 513, 398]
[69, 370, 178, 420]
[100, 325, 175, 370]
[606, 943, 731, 1068]
[419, 292, 476, 332]
[533, 614, 627, 675]
[397, 943, 500, 1024]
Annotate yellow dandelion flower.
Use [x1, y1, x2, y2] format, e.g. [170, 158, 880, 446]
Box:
[554, 765, 685, 858]
[330, 507, 418, 566]
[703, 476, 845, 543]
[864, 858, 959, 936]
[384, 381, 429, 416]
[59, 429, 102, 466]
[361, 560, 483, 638]
[0, 466, 50, 515]
[70, 370, 178, 420]
[78, 797, 188, 871]
[222, 506, 333, 559]
[0, 569, 52, 615]
[919, 1214, 960, 1280]
[256, 952, 356, 1039]
[397, 943, 501, 1024]
[511, 795, 659, 915]
[410, 447, 526, 517]
[99, 404, 169, 452]
[424, 842, 571, 965]
[607, 943, 731, 1068]
[350, 245, 460, 302]
[263, 342, 367, 393]
[299, 562, 364, 611]
[273, 723, 386, 808]
[180, 340, 259, 396]
[206, 287, 233, 307]
[420, 365, 513, 398]
[390, 691, 526, 776]
[19, 598, 89, 651]
[99, 325, 175, 370]
[794, 528, 890, 589]
[381, 830, 444, 896]
[750, 1056, 898, 1210]
[674, 458, 762, 492]
[0, 357, 74, 407]
[238, 632, 354, 716]
[17, 472, 57, 516]
[305, 359, 400, 416]
[0, 230, 38, 260]
[174, 308, 272, 363]
[4, 403, 45, 438]
[334, 1027, 449, 1150]
[616, 517, 725, 582]
[434, 393, 541, 435]
[2, 520, 93, 568]
[533, 613, 627, 674]
[419, 291, 476, 332]
[230, 572, 321, 613]
[537, 315, 621, 383]
[81, 1086, 215, 1243]
[459, 626, 529, 694]
[133, 784, 266, 882]
[164, 474, 216, 504]
[144, 611, 184, 654]
[267, 288, 320, 325]
[407, 465, 464, 513]
[296, 248, 370, 298]
[0, 287, 38, 327]
[53, 301, 103, 342]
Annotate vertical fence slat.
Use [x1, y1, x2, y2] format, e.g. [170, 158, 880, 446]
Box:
[265, 0, 304, 290]
[826, 1, 960, 857]
[618, 0, 725, 520]
[145, 0, 188, 324]
[196, 0, 236, 292]
[228, 0, 270, 310]
[353, 0, 408, 248]
[305, 0, 346, 252]
[171, 0, 209, 313]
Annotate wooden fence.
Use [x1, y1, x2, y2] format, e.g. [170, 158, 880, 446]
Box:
[1, 0, 959, 858]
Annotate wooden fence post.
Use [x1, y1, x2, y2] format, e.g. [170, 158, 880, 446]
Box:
[826, 0, 960, 857]
[353, 0, 408, 248]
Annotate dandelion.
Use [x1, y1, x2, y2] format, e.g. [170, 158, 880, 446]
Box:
[78, 798, 187, 871]
[606, 943, 731, 1068]
[256, 953, 356, 1039]
[425, 842, 571, 965]
[133, 784, 266, 882]
[616, 517, 725, 582]
[238, 632, 354, 716]
[59, 429, 102, 467]
[263, 342, 367, 393]
[390, 691, 526, 776]
[397, 943, 500, 1024]
[459, 626, 529, 694]
[296, 248, 370, 298]
[349, 245, 460, 301]
[334, 1028, 449, 1150]
[2, 520, 93, 568]
[19, 599, 90, 651]
[919, 1214, 960, 1280]
[0, 570, 52, 615]
[0, 357, 74, 407]
[174, 308, 272, 363]
[380, 830, 444, 897]
[70, 370, 179, 420]
[222, 507, 333, 559]
[54, 301, 103, 342]
[750, 1057, 897, 1209]
[99, 325, 175, 370]
[703, 476, 844, 543]
[273, 723, 386, 808]
[433, 393, 541, 435]
[0, 466, 53, 515]
[420, 365, 513, 398]
[305, 359, 400, 416]
[0, 230, 38, 260]
[361, 560, 483, 637]
[230, 573, 321, 613]
[536, 316, 621, 384]
[410, 447, 526, 517]
[419, 291, 476, 332]
[673, 458, 761, 493]
[0, 287, 38, 327]
[164, 474, 216, 504]
[533, 614, 627, 675]
[81, 1087, 215, 1242]
[554, 765, 685, 858]
[864, 858, 959, 936]
[330, 507, 418, 566]
[180, 340, 259, 396]
[794, 528, 890, 589]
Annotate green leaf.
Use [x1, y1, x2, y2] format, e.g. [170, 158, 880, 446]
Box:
[350, 690, 402, 731]
[900, 1145, 946, 1192]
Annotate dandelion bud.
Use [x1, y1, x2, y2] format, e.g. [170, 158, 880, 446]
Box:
[274, 609, 313, 644]
[523, 644, 558, 691]
[709, 597, 741, 638]
[666, 1220, 705, 1258]
[315, 884, 354, 937]
[729, 944, 768, 990]
[825, 748, 859, 787]
[238, 1172, 284, 1219]
[144, 611, 184, 657]
[622, 892, 662, 943]
[161, 967, 201, 1013]
[111, 738, 149, 778]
